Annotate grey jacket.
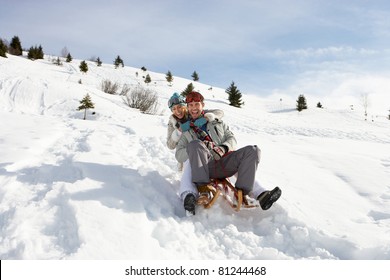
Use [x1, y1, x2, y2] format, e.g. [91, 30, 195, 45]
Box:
[175, 117, 237, 163]
[166, 109, 224, 151]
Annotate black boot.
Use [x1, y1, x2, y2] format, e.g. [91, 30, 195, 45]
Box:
[257, 187, 282, 210]
[184, 193, 196, 215]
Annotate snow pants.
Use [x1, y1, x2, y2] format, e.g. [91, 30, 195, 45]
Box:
[186, 139, 262, 195]
[179, 159, 266, 200]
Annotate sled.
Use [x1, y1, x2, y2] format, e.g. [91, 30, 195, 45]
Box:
[196, 178, 259, 211]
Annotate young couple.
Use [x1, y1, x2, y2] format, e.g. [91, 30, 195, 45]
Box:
[166, 91, 281, 215]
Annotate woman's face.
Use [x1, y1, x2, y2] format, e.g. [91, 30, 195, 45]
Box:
[172, 104, 186, 119]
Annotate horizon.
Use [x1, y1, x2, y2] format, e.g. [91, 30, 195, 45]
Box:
[1, 0, 390, 104]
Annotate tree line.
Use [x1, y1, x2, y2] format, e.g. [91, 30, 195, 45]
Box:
[1, 35, 245, 109]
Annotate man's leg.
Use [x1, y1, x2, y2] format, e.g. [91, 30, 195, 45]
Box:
[209, 145, 260, 195]
[186, 139, 211, 186]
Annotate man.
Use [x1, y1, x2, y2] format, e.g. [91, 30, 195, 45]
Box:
[175, 91, 281, 215]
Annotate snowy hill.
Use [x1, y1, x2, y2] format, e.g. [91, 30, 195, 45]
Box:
[1, 54, 390, 260]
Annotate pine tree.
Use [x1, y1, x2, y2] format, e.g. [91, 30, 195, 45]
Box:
[53, 57, 62, 66]
[114, 55, 124, 68]
[144, 74, 152, 84]
[191, 71, 199, 81]
[66, 53, 73, 62]
[166, 70, 173, 86]
[226, 81, 243, 108]
[27, 45, 44, 60]
[37, 45, 44, 59]
[181, 83, 195, 97]
[77, 94, 95, 120]
[296, 94, 308, 112]
[79, 60, 88, 73]
[9, 36, 23, 56]
[0, 39, 7, 58]
[96, 57, 102, 66]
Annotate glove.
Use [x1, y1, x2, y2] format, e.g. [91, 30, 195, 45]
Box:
[171, 129, 182, 142]
[194, 117, 207, 128]
[180, 121, 191, 132]
[211, 146, 226, 160]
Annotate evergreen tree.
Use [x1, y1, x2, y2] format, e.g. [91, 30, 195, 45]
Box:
[37, 45, 44, 59]
[181, 83, 195, 97]
[166, 70, 173, 85]
[144, 74, 152, 84]
[141, 66, 147, 71]
[226, 81, 243, 108]
[9, 36, 23, 56]
[66, 53, 73, 62]
[79, 60, 88, 73]
[53, 57, 63, 66]
[317, 102, 323, 108]
[191, 71, 199, 81]
[296, 94, 308, 112]
[27, 45, 44, 60]
[0, 39, 7, 58]
[77, 94, 95, 120]
[96, 57, 102, 66]
[114, 55, 124, 68]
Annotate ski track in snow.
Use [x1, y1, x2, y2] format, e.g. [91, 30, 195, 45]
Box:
[0, 115, 385, 260]
[1, 54, 390, 260]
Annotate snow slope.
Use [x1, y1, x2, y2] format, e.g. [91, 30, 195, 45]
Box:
[1, 54, 390, 260]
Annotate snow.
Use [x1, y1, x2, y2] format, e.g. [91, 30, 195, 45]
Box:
[1, 54, 390, 260]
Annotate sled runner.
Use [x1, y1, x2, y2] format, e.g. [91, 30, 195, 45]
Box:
[197, 178, 259, 211]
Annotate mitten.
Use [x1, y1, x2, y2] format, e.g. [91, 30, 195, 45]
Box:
[211, 146, 226, 160]
[180, 121, 191, 132]
[171, 129, 182, 142]
[194, 117, 207, 127]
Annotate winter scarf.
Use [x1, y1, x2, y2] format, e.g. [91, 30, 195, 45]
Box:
[180, 111, 211, 141]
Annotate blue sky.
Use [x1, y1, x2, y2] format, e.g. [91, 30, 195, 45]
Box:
[2, 0, 390, 98]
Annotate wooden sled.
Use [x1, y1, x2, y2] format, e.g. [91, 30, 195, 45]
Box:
[196, 178, 259, 211]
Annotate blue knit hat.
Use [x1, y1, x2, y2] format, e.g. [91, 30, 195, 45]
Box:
[168, 92, 186, 110]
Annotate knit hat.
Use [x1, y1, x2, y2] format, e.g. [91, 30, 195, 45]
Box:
[168, 92, 186, 110]
[185, 91, 204, 103]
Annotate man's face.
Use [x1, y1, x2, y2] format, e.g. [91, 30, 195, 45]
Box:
[187, 101, 204, 119]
